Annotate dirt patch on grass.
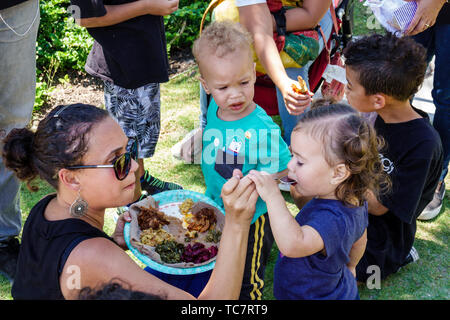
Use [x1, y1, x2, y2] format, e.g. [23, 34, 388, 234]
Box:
[32, 48, 196, 126]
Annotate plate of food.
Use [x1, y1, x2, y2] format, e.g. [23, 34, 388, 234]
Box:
[124, 190, 225, 275]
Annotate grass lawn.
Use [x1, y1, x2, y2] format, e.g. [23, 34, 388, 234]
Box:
[0, 1, 448, 300]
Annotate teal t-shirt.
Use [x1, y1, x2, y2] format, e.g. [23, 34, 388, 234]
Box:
[201, 99, 292, 224]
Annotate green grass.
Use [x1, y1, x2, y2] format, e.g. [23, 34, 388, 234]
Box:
[1, 1, 448, 300]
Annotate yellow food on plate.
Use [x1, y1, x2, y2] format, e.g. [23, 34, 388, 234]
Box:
[140, 227, 175, 247]
[179, 198, 194, 215]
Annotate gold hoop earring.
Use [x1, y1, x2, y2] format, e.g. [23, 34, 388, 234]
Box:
[70, 190, 88, 218]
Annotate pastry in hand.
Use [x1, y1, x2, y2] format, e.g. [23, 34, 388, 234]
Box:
[291, 75, 308, 94]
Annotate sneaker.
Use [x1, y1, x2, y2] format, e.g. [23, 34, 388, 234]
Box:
[278, 176, 297, 192]
[400, 246, 420, 269]
[171, 128, 203, 164]
[418, 181, 445, 221]
[140, 170, 183, 195]
[0, 237, 20, 284]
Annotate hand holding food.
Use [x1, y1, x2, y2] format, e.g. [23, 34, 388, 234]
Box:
[221, 170, 258, 226]
[128, 194, 224, 268]
[291, 75, 309, 94]
[112, 210, 132, 250]
[247, 170, 281, 202]
[281, 76, 312, 115]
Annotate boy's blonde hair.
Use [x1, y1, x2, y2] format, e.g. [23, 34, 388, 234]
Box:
[192, 20, 253, 68]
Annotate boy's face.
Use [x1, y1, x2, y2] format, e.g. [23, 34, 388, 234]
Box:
[345, 66, 378, 113]
[200, 48, 256, 121]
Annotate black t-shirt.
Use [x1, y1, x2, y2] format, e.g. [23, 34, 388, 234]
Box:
[359, 107, 443, 280]
[12, 194, 114, 300]
[70, 0, 169, 89]
[437, 3, 450, 25]
[0, 0, 28, 10]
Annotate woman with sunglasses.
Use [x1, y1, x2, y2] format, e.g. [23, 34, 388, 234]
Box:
[2, 103, 259, 300]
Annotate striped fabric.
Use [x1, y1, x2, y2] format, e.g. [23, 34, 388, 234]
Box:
[393, 0, 417, 31]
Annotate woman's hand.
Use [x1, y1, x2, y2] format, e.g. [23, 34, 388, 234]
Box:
[112, 210, 132, 250]
[247, 170, 281, 202]
[141, 0, 179, 16]
[280, 77, 313, 115]
[221, 169, 258, 227]
[404, 0, 446, 36]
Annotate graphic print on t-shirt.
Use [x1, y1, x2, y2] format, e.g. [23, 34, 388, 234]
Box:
[214, 137, 245, 179]
[379, 153, 394, 174]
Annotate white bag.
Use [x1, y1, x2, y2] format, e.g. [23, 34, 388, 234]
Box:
[364, 0, 417, 36]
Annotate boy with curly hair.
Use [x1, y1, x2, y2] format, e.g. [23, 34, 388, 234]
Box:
[195, 21, 291, 299]
[343, 33, 444, 283]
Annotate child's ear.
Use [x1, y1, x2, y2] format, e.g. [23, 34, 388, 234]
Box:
[371, 94, 386, 111]
[199, 77, 211, 95]
[58, 169, 81, 193]
[330, 163, 351, 185]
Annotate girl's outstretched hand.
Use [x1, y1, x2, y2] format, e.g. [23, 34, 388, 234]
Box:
[247, 170, 281, 202]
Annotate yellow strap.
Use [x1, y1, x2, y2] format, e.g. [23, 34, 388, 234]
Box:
[200, 0, 224, 34]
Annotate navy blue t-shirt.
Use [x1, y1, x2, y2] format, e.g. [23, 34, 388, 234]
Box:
[273, 198, 368, 300]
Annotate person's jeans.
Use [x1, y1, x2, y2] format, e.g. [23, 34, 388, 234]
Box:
[0, 0, 39, 243]
[199, 10, 334, 145]
[413, 24, 450, 181]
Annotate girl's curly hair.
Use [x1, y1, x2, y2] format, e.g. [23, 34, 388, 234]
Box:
[293, 103, 390, 207]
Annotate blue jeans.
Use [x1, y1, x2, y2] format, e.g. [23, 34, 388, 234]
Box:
[0, 0, 39, 243]
[199, 10, 333, 145]
[144, 267, 212, 298]
[413, 24, 450, 181]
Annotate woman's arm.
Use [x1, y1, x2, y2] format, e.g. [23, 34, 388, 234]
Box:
[198, 174, 258, 299]
[61, 171, 257, 300]
[60, 237, 193, 300]
[279, 0, 332, 32]
[404, 0, 446, 36]
[238, 4, 311, 116]
[78, 0, 179, 28]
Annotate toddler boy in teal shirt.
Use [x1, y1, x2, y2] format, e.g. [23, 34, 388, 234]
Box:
[193, 21, 291, 299]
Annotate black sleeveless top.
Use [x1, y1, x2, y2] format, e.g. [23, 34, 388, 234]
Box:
[12, 194, 114, 300]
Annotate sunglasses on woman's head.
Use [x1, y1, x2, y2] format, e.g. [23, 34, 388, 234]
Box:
[67, 140, 138, 181]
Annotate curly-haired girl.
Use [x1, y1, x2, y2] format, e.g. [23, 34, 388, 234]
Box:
[248, 103, 389, 299]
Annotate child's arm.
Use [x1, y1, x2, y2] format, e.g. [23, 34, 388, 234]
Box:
[77, 0, 178, 28]
[347, 229, 367, 278]
[247, 170, 325, 258]
[366, 189, 389, 216]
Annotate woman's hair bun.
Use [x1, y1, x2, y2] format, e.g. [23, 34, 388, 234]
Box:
[2, 127, 38, 185]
